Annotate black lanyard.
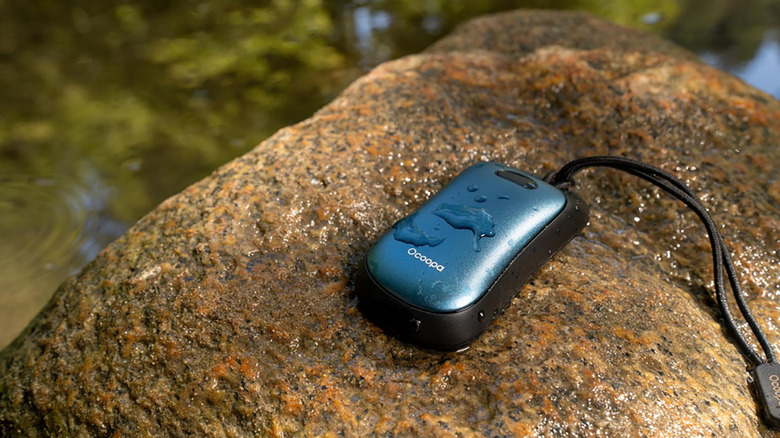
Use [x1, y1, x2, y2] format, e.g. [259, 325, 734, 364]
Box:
[545, 156, 780, 428]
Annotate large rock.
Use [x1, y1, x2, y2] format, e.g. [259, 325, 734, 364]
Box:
[2, 10, 780, 436]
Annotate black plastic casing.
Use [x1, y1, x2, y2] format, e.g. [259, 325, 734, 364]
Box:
[356, 191, 589, 351]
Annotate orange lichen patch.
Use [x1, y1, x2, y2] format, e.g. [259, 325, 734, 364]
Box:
[400, 158, 416, 168]
[384, 381, 402, 399]
[530, 316, 564, 346]
[306, 373, 357, 427]
[507, 372, 542, 395]
[387, 416, 417, 436]
[386, 164, 402, 180]
[157, 336, 181, 359]
[344, 131, 371, 150]
[729, 96, 762, 112]
[444, 54, 507, 85]
[510, 421, 536, 437]
[568, 330, 592, 355]
[430, 360, 479, 390]
[316, 263, 342, 279]
[748, 107, 770, 125]
[267, 417, 286, 436]
[348, 357, 376, 384]
[281, 392, 304, 416]
[265, 324, 294, 344]
[613, 327, 660, 347]
[219, 233, 238, 249]
[321, 279, 347, 296]
[211, 355, 237, 379]
[557, 288, 586, 304]
[239, 356, 259, 380]
[536, 71, 568, 90]
[275, 380, 305, 417]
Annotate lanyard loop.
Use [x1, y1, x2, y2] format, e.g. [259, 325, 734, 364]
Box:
[545, 156, 777, 365]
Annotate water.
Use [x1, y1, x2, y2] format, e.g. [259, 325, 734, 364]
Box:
[0, 0, 778, 348]
[393, 213, 445, 247]
[0, 172, 124, 345]
[392, 202, 498, 252]
[434, 204, 496, 252]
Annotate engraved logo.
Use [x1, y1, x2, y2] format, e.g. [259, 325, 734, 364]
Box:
[769, 374, 780, 407]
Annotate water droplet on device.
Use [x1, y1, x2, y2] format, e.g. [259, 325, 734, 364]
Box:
[498, 195, 510, 200]
[474, 195, 487, 203]
[433, 203, 495, 252]
[467, 185, 479, 192]
[392, 213, 445, 247]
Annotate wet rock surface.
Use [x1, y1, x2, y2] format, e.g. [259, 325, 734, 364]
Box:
[2, 10, 780, 437]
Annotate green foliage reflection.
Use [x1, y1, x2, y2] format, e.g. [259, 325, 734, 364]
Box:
[1, 0, 777, 224]
[0, 0, 354, 224]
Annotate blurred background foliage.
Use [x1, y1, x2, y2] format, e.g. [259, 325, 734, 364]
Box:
[0, 0, 778, 348]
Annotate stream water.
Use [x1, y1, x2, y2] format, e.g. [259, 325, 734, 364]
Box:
[0, 0, 778, 348]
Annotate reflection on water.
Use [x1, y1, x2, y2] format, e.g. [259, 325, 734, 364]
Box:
[0, 0, 778, 348]
[702, 30, 780, 98]
[0, 172, 126, 347]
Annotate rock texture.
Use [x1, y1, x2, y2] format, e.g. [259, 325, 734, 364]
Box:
[2, 10, 780, 437]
